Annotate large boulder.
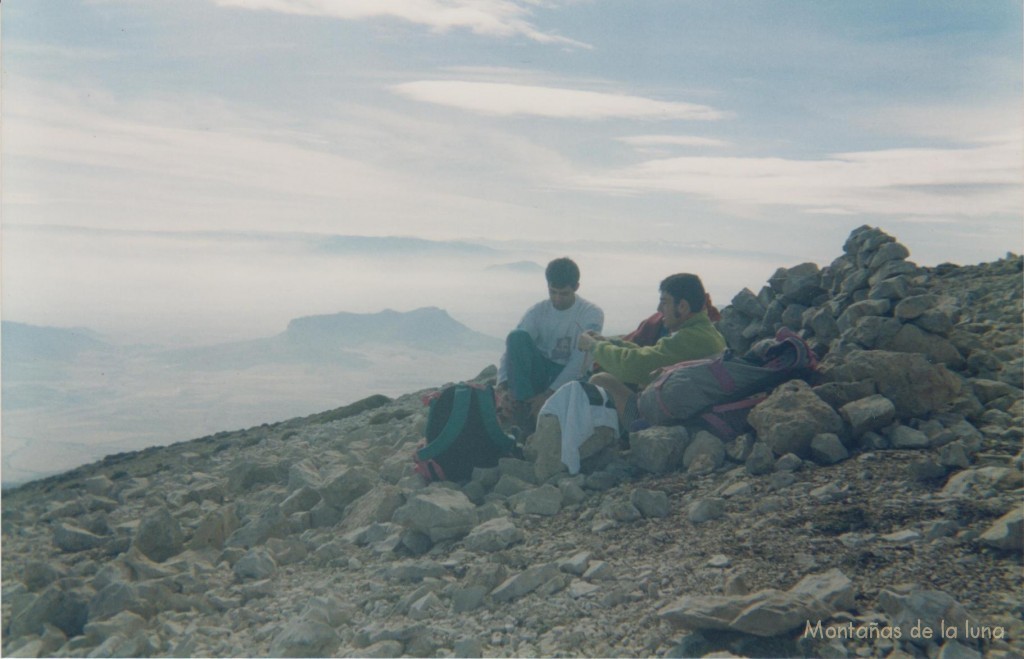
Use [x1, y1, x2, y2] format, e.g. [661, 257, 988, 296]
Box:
[840, 394, 896, 437]
[978, 508, 1024, 552]
[747, 381, 842, 457]
[659, 569, 855, 637]
[318, 466, 375, 511]
[879, 324, 965, 369]
[340, 485, 405, 532]
[392, 488, 478, 543]
[463, 517, 524, 553]
[9, 586, 89, 638]
[131, 507, 184, 563]
[525, 415, 569, 482]
[629, 426, 689, 474]
[821, 350, 962, 419]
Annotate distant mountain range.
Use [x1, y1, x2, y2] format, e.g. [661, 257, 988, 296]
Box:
[1, 322, 112, 363]
[485, 260, 544, 274]
[2, 307, 502, 372]
[284, 307, 501, 352]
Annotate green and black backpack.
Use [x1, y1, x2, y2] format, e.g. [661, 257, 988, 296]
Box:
[414, 383, 517, 483]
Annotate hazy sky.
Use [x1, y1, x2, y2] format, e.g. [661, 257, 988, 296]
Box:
[3, 0, 1022, 344]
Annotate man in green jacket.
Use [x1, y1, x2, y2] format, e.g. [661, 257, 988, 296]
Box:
[577, 273, 726, 422]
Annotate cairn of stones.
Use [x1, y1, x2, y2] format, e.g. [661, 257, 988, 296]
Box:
[2, 226, 1022, 658]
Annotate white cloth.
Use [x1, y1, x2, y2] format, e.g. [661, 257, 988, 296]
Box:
[539, 381, 620, 475]
[497, 296, 604, 392]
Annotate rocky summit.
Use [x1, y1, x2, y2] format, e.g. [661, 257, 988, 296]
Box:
[2, 226, 1022, 659]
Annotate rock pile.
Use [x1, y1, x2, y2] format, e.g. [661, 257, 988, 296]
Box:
[2, 227, 1022, 658]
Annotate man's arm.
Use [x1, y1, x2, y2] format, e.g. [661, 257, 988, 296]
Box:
[590, 315, 724, 386]
[546, 304, 604, 392]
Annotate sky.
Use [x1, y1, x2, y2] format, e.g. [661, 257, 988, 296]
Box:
[3, 0, 1022, 345]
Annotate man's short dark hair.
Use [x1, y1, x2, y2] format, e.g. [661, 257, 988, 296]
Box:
[660, 273, 706, 311]
[546, 257, 580, 289]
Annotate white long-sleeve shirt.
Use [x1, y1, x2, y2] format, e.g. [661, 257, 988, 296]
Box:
[497, 296, 604, 392]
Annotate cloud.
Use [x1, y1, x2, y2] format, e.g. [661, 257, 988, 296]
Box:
[3, 80, 578, 238]
[857, 103, 1023, 146]
[392, 80, 724, 120]
[212, 0, 588, 47]
[617, 135, 732, 149]
[574, 138, 1022, 219]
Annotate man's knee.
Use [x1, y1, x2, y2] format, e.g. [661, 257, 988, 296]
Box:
[589, 372, 618, 388]
[506, 329, 535, 353]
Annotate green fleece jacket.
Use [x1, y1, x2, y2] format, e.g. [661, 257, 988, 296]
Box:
[592, 310, 727, 387]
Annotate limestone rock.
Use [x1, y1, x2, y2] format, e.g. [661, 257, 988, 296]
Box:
[227, 458, 285, 493]
[747, 380, 842, 457]
[53, 522, 106, 553]
[881, 588, 976, 649]
[525, 415, 567, 482]
[234, 548, 278, 581]
[392, 488, 478, 543]
[463, 517, 523, 553]
[789, 568, 855, 612]
[729, 590, 823, 637]
[225, 506, 289, 548]
[840, 394, 896, 437]
[745, 442, 775, 475]
[688, 498, 725, 524]
[809, 433, 849, 465]
[941, 467, 1023, 498]
[629, 425, 689, 474]
[491, 563, 559, 602]
[979, 507, 1023, 552]
[188, 505, 240, 551]
[340, 485, 405, 531]
[9, 586, 88, 638]
[880, 323, 965, 368]
[509, 484, 563, 516]
[822, 350, 962, 419]
[683, 431, 725, 472]
[631, 488, 670, 518]
[270, 620, 341, 658]
[132, 506, 184, 563]
[559, 551, 591, 576]
[318, 466, 375, 511]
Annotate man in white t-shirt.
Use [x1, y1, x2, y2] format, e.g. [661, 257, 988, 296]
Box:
[497, 257, 604, 428]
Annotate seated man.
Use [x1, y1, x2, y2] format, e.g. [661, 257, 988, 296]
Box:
[577, 273, 726, 423]
[497, 257, 604, 428]
[621, 296, 721, 347]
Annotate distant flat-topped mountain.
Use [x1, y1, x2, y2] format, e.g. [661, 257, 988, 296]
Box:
[163, 307, 501, 369]
[283, 307, 502, 353]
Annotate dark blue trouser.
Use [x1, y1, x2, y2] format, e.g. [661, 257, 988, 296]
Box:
[505, 329, 564, 401]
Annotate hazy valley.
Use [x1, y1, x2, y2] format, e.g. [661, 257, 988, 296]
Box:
[1, 308, 501, 487]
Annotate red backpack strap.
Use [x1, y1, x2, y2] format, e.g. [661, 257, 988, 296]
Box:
[413, 454, 446, 482]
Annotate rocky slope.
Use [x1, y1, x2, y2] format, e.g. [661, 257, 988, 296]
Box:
[2, 226, 1022, 658]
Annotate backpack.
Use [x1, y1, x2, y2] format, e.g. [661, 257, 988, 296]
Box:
[635, 328, 817, 436]
[414, 383, 517, 483]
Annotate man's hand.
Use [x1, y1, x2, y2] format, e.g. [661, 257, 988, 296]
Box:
[577, 331, 602, 352]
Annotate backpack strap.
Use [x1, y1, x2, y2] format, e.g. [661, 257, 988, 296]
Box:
[706, 357, 737, 394]
[413, 457, 447, 482]
[474, 387, 516, 452]
[417, 385, 473, 461]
